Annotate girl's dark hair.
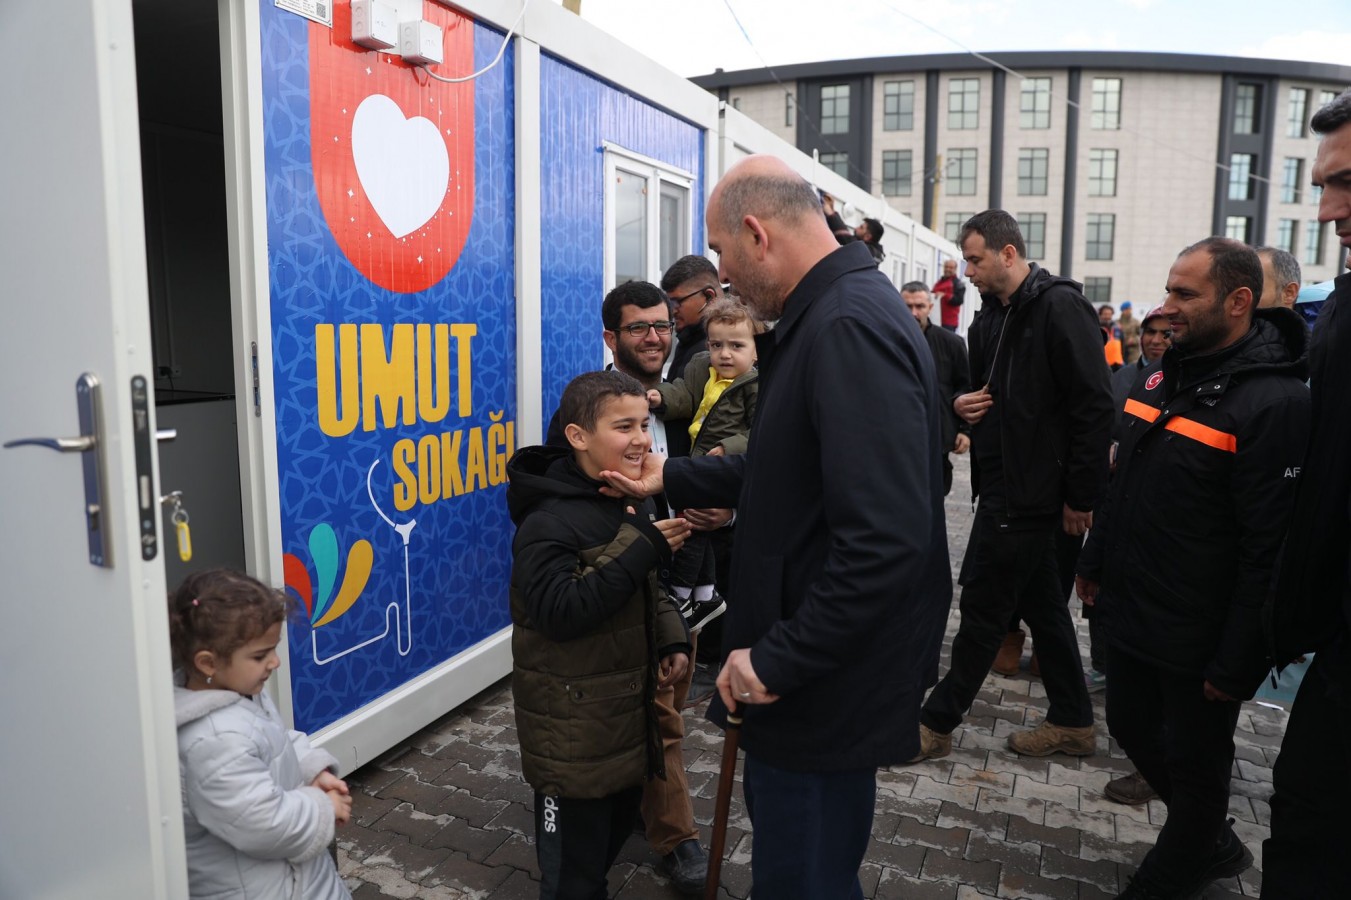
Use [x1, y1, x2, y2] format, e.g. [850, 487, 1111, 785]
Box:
[167, 569, 294, 675]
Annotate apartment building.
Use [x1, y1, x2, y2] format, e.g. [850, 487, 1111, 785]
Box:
[694, 52, 1351, 307]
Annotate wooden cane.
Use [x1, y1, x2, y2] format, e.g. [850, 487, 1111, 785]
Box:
[704, 706, 743, 900]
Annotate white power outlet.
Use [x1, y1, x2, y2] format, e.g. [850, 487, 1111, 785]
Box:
[351, 0, 398, 51]
[398, 19, 443, 66]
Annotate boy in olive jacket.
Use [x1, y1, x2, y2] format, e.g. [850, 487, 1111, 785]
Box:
[648, 299, 761, 625]
[506, 370, 691, 899]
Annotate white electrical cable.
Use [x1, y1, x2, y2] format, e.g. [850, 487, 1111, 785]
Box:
[419, 0, 532, 84]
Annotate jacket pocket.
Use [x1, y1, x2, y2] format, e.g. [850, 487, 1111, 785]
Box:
[564, 667, 647, 764]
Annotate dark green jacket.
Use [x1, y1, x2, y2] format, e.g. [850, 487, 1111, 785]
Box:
[654, 351, 759, 457]
[505, 446, 690, 798]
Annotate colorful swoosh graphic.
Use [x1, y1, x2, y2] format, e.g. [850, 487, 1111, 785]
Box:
[283, 523, 373, 627]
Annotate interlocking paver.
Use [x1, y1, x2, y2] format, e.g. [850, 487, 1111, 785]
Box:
[338, 454, 1282, 898]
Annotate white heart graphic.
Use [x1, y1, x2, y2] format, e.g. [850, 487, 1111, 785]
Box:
[351, 94, 450, 239]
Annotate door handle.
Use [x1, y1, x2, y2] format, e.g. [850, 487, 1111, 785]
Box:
[156, 429, 177, 442]
[1, 373, 112, 567]
[3, 436, 95, 452]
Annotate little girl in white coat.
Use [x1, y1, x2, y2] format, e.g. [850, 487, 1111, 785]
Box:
[169, 569, 352, 899]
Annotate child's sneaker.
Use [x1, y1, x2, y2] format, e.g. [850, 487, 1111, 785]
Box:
[1085, 669, 1108, 693]
[679, 592, 726, 632]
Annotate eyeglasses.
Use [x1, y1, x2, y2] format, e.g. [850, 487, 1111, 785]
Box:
[669, 286, 717, 305]
[613, 320, 675, 337]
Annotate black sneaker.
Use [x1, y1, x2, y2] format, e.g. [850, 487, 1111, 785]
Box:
[658, 838, 708, 895]
[679, 592, 726, 632]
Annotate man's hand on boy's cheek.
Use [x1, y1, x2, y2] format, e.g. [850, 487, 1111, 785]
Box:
[659, 652, 689, 687]
[599, 451, 665, 499]
[684, 507, 732, 531]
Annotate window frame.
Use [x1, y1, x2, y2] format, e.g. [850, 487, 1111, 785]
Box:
[1281, 158, 1303, 204]
[602, 142, 695, 293]
[882, 149, 914, 197]
[1234, 83, 1260, 134]
[1088, 148, 1118, 197]
[948, 77, 980, 130]
[946, 148, 978, 196]
[883, 80, 915, 131]
[1017, 148, 1049, 196]
[1090, 77, 1122, 130]
[1228, 153, 1255, 201]
[1083, 276, 1112, 305]
[820, 84, 851, 135]
[1019, 77, 1052, 129]
[1287, 87, 1309, 138]
[1018, 212, 1047, 260]
[1086, 212, 1115, 261]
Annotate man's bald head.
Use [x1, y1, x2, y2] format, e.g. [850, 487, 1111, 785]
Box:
[709, 155, 823, 234]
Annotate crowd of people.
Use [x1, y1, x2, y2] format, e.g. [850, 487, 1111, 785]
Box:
[162, 90, 1349, 900]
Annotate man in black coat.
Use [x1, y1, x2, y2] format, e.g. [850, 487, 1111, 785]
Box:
[1262, 88, 1351, 899]
[912, 210, 1113, 763]
[1078, 238, 1310, 899]
[660, 254, 718, 394]
[902, 280, 970, 495]
[600, 155, 951, 899]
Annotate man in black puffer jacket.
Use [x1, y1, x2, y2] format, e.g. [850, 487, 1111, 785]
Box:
[1076, 237, 1310, 900]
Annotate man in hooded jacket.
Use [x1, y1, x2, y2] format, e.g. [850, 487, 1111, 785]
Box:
[1076, 237, 1310, 899]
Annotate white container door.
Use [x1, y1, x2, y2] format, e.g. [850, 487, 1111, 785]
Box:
[0, 0, 187, 897]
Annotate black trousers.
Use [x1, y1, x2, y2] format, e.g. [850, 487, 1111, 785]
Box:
[921, 510, 1093, 734]
[1261, 646, 1351, 898]
[669, 531, 716, 589]
[1105, 646, 1240, 891]
[534, 786, 642, 900]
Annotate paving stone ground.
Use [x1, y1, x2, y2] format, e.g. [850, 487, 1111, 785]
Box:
[338, 454, 1281, 899]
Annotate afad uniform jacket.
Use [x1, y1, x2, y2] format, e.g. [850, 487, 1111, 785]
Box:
[1078, 307, 1310, 699]
[505, 446, 690, 799]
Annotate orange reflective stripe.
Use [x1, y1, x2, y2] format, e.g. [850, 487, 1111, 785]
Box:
[1123, 398, 1160, 423]
[1164, 416, 1237, 453]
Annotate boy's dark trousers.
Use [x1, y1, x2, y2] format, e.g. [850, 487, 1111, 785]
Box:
[535, 786, 641, 900]
[1105, 645, 1240, 892]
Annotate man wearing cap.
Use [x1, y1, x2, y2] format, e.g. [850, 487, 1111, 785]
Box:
[1118, 301, 1142, 365]
[1109, 306, 1171, 434]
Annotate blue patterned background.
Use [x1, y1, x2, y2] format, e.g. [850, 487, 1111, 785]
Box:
[538, 55, 705, 435]
[260, 3, 515, 733]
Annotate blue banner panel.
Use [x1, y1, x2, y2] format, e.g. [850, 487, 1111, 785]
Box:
[260, 0, 515, 733]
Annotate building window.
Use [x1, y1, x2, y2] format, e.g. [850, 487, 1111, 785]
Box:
[882, 149, 913, 197]
[1088, 148, 1118, 197]
[821, 84, 850, 135]
[1083, 277, 1112, 305]
[1225, 215, 1251, 243]
[946, 148, 978, 195]
[605, 146, 693, 289]
[1018, 212, 1047, 260]
[884, 80, 915, 131]
[1281, 158, 1303, 204]
[943, 212, 972, 243]
[1234, 83, 1261, 134]
[948, 77, 979, 130]
[1276, 219, 1297, 254]
[785, 92, 795, 127]
[1304, 220, 1325, 265]
[1228, 153, 1255, 201]
[1321, 89, 1338, 109]
[1086, 213, 1115, 260]
[731, 97, 741, 110]
[819, 152, 849, 178]
[1091, 77, 1122, 130]
[1287, 88, 1309, 138]
[1020, 77, 1051, 129]
[1017, 148, 1049, 196]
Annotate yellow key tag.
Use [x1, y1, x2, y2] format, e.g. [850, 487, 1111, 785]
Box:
[173, 510, 193, 562]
